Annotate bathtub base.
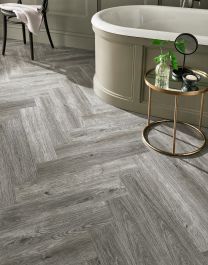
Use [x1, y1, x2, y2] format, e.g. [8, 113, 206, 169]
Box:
[93, 28, 208, 126]
[94, 74, 208, 125]
[94, 75, 138, 113]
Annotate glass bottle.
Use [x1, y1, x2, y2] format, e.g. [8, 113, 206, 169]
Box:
[155, 58, 170, 89]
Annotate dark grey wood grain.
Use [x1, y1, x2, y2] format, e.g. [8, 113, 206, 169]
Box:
[0, 130, 16, 208]
[109, 197, 160, 265]
[0, 199, 110, 265]
[35, 94, 82, 146]
[86, 258, 101, 265]
[0, 98, 35, 122]
[116, 190, 207, 265]
[20, 107, 57, 163]
[0, 231, 96, 265]
[131, 153, 208, 252]
[90, 223, 136, 265]
[147, 122, 206, 154]
[16, 167, 131, 204]
[37, 125, 147, 183]
[2, 117, 37, 184]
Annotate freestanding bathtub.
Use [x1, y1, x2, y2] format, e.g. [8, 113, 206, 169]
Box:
[92, 5, 208, 125]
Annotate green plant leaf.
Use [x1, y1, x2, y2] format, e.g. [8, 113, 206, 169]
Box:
[152, 39, 169, 47]
[175, 40, 186, 53]
[151, 39, 179, 70]
[154, 56, 161, 63]
[152, 39, 163, 45]
[169, 51, 178, 70]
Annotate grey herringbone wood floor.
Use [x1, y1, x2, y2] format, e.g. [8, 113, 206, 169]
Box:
[0, 40, 208, 265]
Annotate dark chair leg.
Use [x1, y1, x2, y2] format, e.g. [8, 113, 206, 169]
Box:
[22, 24, 26, 44]
[2, 15, 7, 56]
[43, 13, 54, 48]
[29, 31, 34, 60]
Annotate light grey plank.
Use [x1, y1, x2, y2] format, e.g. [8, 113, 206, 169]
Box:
[109, 197, 160, 265]
[147, 122, 206, 154]
[20, 107, 57, 163]
[55, 79, 93, 115]
[83, 110, 147, 130]
[55, 126, 145, 159]
[1, 117, 37, 185]
[132, 152, 208, 252]
[0, 198, 111, 239]
[0, 130, 16, 208]
[15, 168, 128, 205]
[121, 174, 207, 265]
[0, 98, 35, 112]
[35, 92, 83, 145]
[86, 258, 101, 265]
[90, 223, 136, 265]
[38, 130, 146, 179]
[0, 231, 96, 265]
[0, 98, 35, 122]
[0, 40, 207, 265]
[16, 156, 137, 204]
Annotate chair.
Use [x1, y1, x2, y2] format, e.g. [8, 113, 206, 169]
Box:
[1, 0, 54, 60]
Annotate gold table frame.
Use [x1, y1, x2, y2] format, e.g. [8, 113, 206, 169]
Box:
[143, 69, 208, 157]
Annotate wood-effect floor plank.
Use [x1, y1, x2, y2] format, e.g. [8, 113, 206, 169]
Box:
[35, 94, 82, 146]
[0, 130, 16, 208]
[1, 117, 37, 185]
[0, 98, 35, 122]
[0, 40, 207, 265]
[16, 157, 137, 203]
[20, 107, 57, 163]
[118, 182, 207, 265]
[0, 231, 96, 265]
[37, 130, 147, 180]
[132, 152, 208, 252]
[90, 223, 136, 265]
[85, 258, 101, 265]
[109, 196, 160, 265]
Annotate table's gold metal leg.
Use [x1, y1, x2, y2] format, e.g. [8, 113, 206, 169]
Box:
[173, 95, 178, 155]
[199, 93, 205, 130]
[148, 87, 152, 126]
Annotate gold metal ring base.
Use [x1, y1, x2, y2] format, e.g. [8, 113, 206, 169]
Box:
[143, 120, 207, 157]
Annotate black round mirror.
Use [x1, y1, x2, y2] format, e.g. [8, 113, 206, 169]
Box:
[174, 33, 198, 55]
[173, 33, 198, 79]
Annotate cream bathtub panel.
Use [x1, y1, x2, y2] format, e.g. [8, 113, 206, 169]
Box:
[94, 30, 208, 125]
[95, 35, 135, 100]
[95, 30, 146, 102]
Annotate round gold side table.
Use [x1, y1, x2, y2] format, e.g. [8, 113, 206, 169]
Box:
[143, 69, 208, 157]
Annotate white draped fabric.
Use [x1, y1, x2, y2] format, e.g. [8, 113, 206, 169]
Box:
[0, 3, 42, 34]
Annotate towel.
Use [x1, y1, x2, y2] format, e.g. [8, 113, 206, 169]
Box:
[0, 3, 42, 35]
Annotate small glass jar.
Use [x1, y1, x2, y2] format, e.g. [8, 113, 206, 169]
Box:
[155, 59, 170, 89]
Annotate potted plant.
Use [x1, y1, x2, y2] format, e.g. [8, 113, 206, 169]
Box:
[152, 39, 179, 88]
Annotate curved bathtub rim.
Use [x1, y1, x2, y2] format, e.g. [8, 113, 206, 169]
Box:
[91, 5, 208, 46]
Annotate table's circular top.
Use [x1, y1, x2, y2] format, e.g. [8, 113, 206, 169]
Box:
[145, 68, 208, 96]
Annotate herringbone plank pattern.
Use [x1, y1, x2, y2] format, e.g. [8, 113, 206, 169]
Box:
[0, 40, 208, 265]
